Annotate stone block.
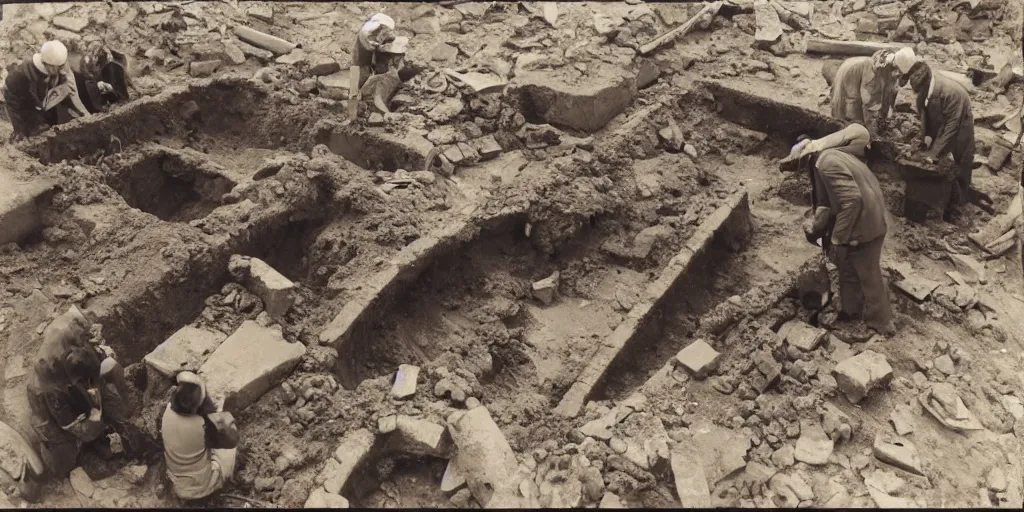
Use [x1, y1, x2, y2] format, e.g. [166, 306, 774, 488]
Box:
[447, 407, 525, 507]
[779, 320, 826, 351]
[326, 429, 376, 494]
[188, 59, 222, 78]
[948, 253, 986, 284]
[229, 255, 296, 321]
[872, 433, 923, 476]
[510, 68, 638, 134]
[441, 459, 467, 492]
[673, 339, 721, 380]
[199, 320, 305, 412]
[53, 15, 89, 33]
[396, 415, 449, 456]
[308, 55, 340, 76]
[0, 177, 57, 246]
[304, 488, 349, 508]
[833, 350, 893, 404]
[670, 447, 711, 507]
[794, 420, 833, 465]
[472, 135, 502, 161]
[391, 364, 419, 399]
[144, 326, 227, 378]
[532, 271, 560, 306]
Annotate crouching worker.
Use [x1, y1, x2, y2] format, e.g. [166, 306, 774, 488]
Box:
[354, 13, 398, 89]
[3, 40, 91, 141]
[25, 346, 106, 479]
[69, 44, 131, 114]
[161, 371, 240, 500]
[783, 124, 896, 337]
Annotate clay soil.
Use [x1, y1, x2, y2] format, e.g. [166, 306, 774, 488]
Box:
[1, 0, 1024, 509]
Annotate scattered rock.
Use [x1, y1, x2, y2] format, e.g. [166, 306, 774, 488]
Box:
[933, 355, 955, 375]
[309, 55, 341, 76]
[472, 135, 502, 161]
[987, 466, 1007, 492]
[304, 488, 350, 508]
[754, 0, 784, 46]
[771, 445, 795, 467]
[779, 320, 827, 351]
[948, 253, 986, 284]
[276, 49, 308, 66]
[610, 438, 628, 454]
[69, 467, 95, 498]
[794, 420, 833, 465]
[533, 271, 560, 306]
[397, 415, 448, 455]
[378, 415, 397, 434]
[872, 433, 924, 476]
[833, 350, 893, 404]
[670, 447, 711, 507]
[53, 15, 89, 33]
[391, 364, 419, 399]
[889, 406, 915, 436]
[189, 59, 222, 78]
[673, 339, 721, 380]
[599, 492, 624, 508]
[658, 121, 684, 152]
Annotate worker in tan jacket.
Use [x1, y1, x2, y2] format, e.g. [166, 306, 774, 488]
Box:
[784, 124, 896, 336]
[826, 47, 916, 134]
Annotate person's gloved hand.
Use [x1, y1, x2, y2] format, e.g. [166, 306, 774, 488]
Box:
[97, 81, 114, 94]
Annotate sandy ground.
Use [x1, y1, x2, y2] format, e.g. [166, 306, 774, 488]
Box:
[0, 0, 1023, 509]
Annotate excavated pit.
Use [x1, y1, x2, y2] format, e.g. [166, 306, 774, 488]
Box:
[110, 148, 236, 223]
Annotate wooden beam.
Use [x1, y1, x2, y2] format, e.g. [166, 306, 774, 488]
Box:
[805, 38, 906, 57]
[638, 1, 723, 56]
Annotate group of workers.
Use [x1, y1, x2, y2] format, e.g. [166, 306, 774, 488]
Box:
[0, 10, 991, 504]
[14, 305, 238, 502]
[3, 40, 129, 141]
[3, 12, 403, 140]
[793, 46, 979, 338]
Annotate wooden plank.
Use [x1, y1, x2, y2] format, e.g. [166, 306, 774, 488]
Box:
[805, 38, 906, 57]
[639, 1, 723, 56]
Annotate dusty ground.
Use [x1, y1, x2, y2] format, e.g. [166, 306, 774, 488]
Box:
[1, 0, 1023, 509]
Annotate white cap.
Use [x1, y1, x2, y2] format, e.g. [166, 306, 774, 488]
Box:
[40, 40, 68, 67]
[361, 13, 395, 33]
[893, 47, 916, 74]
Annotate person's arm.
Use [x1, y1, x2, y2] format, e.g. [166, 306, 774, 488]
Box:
[45, 390, 103, 441]
[860, 69, 875, 128]
[929, 94, 964, 160]
[818, 158, 864, 246]
[61, 64, 91, 118]
[4, 72, 45, 138]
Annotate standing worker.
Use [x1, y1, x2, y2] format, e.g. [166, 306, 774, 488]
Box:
[825, 47, 917, 134]
[783, 124, 896, 337]
[906, 60, 976, 216]
[2, 40, 91, 141]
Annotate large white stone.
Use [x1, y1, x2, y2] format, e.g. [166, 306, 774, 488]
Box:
[144, 326, 227, 377]
[200, 321, 305, 411]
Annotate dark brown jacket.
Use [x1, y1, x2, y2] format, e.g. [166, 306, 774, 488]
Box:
[917, 73, 975, 163]
[3, 60, 57, 137]
[813, 148, 888, 246]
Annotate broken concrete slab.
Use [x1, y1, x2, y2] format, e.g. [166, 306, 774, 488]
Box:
[754, 0, 784, 46]
[794, 420, 833, 465]
[673, 339, 721, 380]
[325, 428, 376, 494]
[229, 255, 296, 321]
[199, 320, 305, 412]
[894, 275, 941, 302]
[441, 459, 467, 492]
[532, 271, 560, 306]
[447, 407, 526, 507]
[780, 320, 826, 351]
[0, 176, 58, 246]
[391, 364, 419, 399]
[873, 433, 924, 476]
[670, 446, 711, 507]
[396, 415, 449, 457]
[144, 325, 227, 378]
[948, 253, 986, 284]
[510, 67, 639, 134]
[833, 350, 893, 404]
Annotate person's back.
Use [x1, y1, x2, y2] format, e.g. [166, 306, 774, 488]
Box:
[815, 148, 888, 244]
[161, 372, 236, 500]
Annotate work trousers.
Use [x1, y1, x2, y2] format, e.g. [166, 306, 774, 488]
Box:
[835, 234, 894, 333]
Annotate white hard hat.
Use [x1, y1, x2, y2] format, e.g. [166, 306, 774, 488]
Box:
[40, 40, 68, 67]
[362, 13, 395, 33]
[893, 47, 916, 74]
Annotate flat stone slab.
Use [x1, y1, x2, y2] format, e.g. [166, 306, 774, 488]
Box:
[200, 320, 305, 411]
[894, 275, 941, 302]
[673, 339, 721, 379]
[510, 66, 639, 134]
[833, 350, 893, 404]
[229, 255, 295, 321]
[323, 428, 376, 494]
[144, 326, 227, 377]
[779, 320, 826, 351]
[0, 175, 58, 246]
